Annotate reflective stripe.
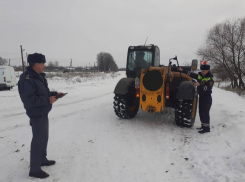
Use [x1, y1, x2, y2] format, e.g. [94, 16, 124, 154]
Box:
[202, 123, 210, 127]
[198, 75, 211, 82]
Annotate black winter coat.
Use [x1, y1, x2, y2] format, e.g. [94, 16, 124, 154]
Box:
[18, 67, 57, 118]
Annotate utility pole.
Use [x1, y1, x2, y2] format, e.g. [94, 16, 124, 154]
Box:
[20, 45, 25, 72]
[9, 59, 10, 66]
[26, 52, 28, 67]
[70, 59, 73, 72]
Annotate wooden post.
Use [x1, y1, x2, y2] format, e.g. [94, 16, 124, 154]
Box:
[20, 45, 25, 72]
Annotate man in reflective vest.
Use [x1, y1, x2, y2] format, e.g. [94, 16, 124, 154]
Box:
[178, 64, 214, 134]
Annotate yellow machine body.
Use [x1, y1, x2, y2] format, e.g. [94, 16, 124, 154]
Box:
[139, 66, 192, 114]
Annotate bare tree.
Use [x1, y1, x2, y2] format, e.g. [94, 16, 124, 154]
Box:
[197, 18, 245, 89]
[182, 61, 191, 66]
[48, 61, 54, 68]
[54, 60, 59, 67]
[0, 56, 8, 65]
[97, 52, 118, 72]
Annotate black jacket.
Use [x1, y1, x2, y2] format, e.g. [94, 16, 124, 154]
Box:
[183, 70, 214, 97]
[18, 67, 57, 118]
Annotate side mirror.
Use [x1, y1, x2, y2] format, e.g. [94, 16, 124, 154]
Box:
[173, 56, 177, 60]
[169, 56, 177, 65]
[191, 59, 198, 70]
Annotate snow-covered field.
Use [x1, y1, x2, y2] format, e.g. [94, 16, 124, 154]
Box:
[0, 71, 245, 182]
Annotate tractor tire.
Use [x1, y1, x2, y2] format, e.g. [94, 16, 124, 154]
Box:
[113, 93, 139, 119]
[175, 94, 198, 127]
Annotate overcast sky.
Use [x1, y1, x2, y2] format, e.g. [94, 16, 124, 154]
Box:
[0, 0, 245, 68]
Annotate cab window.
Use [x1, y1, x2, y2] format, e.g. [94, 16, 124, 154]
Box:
[128, 51, 153, 71]
[154, 47, 160, 67]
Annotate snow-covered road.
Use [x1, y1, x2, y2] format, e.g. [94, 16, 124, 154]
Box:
[0, 72, 245, 182]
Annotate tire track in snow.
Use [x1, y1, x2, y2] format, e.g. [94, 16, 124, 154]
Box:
[0, 92, 112, 120]
[0, 92, 112, 132]
[167, 127, 195, 181]
[55, 92, 112, 107]
[110, 109, 198, 182]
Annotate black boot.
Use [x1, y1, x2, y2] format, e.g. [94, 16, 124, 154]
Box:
[41, 160, 56, 166]
[196, 125, 203, 130]
[29, 170, 49, 179]
[198, 127, 210, 134]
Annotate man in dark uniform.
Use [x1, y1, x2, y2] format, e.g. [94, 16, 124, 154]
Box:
[18, 53, 66, 178]
[134, 51, 150, 77]
[135, 51, 150, 69]
[178, 64, 214, 134]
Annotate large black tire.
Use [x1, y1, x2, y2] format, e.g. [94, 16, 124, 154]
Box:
[175, 94, 198, 127]
[113, 92, 139, 119]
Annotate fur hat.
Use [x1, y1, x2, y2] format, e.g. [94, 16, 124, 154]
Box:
[27, 53, 46, 64]
[200, 64, 210, 70]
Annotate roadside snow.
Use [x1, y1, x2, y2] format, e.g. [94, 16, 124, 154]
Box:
[0, 71, 245, 182]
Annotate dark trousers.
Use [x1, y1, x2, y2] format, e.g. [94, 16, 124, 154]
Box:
[199, 96, 212, 128]
[30, 115, 49, 172]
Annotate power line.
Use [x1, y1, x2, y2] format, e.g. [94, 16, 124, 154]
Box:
[9, 60, 21, 64]
[0, 47, 19, 54]
[0, 52, 20, 55]
[7, 56, 27, 60]
[47, 58, 73, 61]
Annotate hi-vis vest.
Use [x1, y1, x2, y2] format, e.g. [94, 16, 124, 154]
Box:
[198, 75, 211, 83]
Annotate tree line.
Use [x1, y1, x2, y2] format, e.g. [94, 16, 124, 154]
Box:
[0, 57, 8, 65]
[0, 52, 119, 72]
[197, 17, 245, 89]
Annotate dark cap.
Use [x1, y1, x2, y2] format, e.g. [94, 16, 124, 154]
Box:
[27, 53, 46, 64]
[200, 64, 210, 70]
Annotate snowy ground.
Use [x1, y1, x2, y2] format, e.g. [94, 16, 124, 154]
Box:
[0, 71, 245, 182]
